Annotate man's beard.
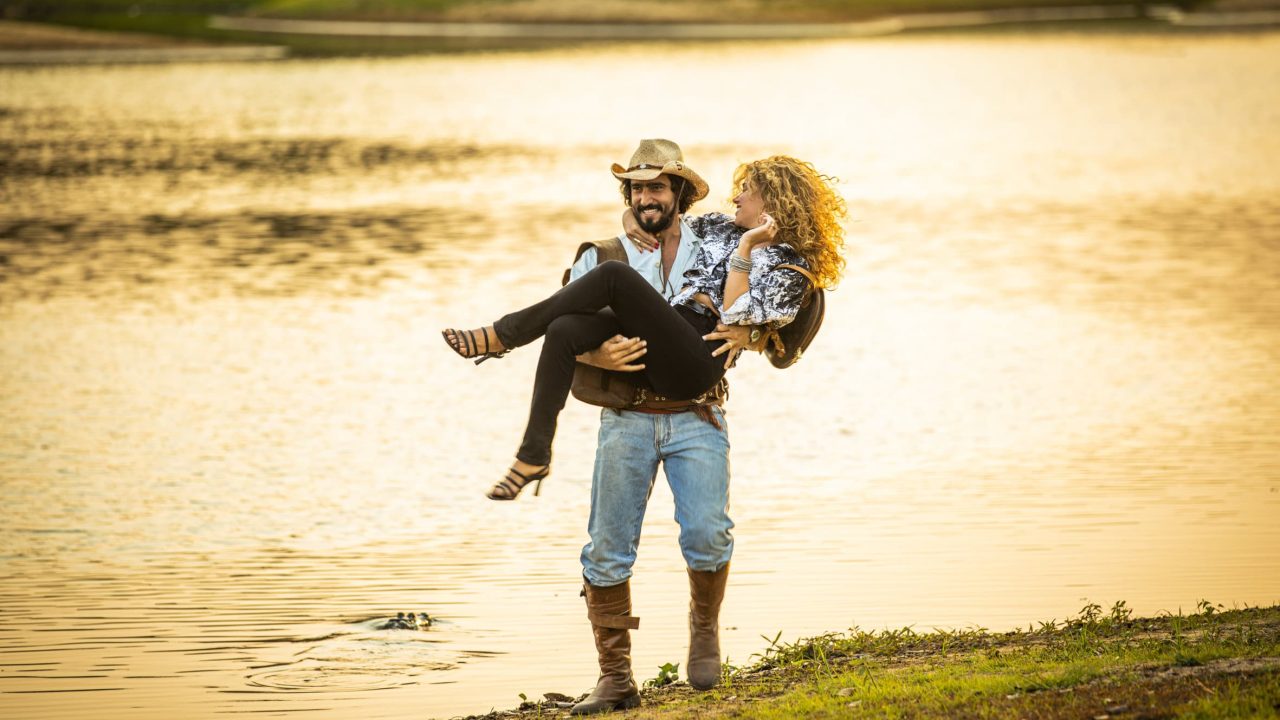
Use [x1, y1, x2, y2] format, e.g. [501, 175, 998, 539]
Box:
[633, 202, 676, 234]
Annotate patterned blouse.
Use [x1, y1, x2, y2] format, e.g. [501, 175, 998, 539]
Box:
[672, 212, 812, 329]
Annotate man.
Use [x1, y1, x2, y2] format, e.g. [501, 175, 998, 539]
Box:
[565, 139, 758, 715]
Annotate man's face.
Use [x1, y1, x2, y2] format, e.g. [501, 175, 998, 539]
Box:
[630, 175, 678, 234]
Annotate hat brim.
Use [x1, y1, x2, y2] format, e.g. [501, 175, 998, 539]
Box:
[611, 162, 709, 203]
[611, 164, 659, 181]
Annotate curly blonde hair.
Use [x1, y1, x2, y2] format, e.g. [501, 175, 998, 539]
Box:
[732, 156, 847, 289]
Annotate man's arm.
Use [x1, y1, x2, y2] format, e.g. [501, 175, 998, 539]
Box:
[577, 335, 647, 371]
[568, 244, 649, 372]
[567, 246, 598, 284]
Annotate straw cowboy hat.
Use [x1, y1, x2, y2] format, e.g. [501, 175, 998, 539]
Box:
[611, 139, 709, 203]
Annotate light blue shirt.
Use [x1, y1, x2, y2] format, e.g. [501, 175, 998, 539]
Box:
[568, 217, 704, 301]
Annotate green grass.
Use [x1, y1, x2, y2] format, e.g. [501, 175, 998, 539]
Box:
[485, 602, 1280, 720]
[1178, 675, 1280, 719]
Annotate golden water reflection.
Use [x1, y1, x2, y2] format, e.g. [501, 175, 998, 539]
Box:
[2, 33, 1279, 720]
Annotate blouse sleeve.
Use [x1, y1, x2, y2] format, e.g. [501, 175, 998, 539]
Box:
[686, 212, 731, 239]
[679, 214, 733, 289]
[719, 253, 811, 328]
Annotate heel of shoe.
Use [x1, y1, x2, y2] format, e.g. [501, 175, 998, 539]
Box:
[473, 350, 508, 365]
[486, 464, 550, 501]
[569, 691, 639, 716]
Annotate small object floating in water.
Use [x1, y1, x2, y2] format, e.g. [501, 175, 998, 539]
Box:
[378, 611, 434, 630]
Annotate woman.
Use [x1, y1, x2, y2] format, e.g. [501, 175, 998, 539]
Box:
[443, 155, 847, 500]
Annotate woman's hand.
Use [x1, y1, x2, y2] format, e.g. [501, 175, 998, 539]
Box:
[740, 212, 778, 249]
[721, 216, 776, 314]
[621, 209, 660, 252]
[576, 334, 647, 372]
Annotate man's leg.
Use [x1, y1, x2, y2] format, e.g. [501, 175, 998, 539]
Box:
[582, 409, 661, 586]
[573, 410, 661, 716]
[662, 407, 733, 691]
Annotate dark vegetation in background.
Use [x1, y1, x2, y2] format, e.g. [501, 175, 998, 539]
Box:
[1, 0, 1212, 57]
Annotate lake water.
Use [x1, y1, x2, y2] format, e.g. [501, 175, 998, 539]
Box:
[2, 31, 1279, 720]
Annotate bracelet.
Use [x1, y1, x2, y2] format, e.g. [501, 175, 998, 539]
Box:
[728, 254, 753, 273]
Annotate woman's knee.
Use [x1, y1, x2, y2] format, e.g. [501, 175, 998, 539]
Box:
[597, 259, 630, 275]
[597, 259, 642, 288]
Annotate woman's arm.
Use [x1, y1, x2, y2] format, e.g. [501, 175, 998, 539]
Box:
[622, 210, 727, 253]
[621, 209, 659, 252]
[721, 266, 808, 328]
[719, 227, 811, 330]
[721, 213, 778, 312]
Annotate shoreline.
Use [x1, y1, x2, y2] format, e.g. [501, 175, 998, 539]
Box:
[4, 3, 1280, 65]
[0, 45, 287, 65]
[456, 603, 1280, 719]
[207, 4, 1280, 39]
[0, 20, 285, 64]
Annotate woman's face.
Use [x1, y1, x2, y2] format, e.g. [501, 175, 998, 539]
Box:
[733, 183, 767, 229]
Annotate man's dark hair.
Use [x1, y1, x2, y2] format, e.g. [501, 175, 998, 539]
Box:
[620, 175, 699, 215]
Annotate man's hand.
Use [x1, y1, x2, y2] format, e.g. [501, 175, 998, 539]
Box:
[703, 323, 764, 369]
[577, 335, 647, 372]
[621, 209, 660, 252]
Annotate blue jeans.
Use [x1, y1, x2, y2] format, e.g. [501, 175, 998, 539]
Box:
[580, 406, 734, 587]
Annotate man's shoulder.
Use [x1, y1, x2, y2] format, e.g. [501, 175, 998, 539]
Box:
[573, 236, 633, 265]
[591, 236, 630, 264]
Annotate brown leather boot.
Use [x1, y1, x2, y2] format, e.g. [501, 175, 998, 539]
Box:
[687, 564, 729, 690]
[570, 580, 641, 716]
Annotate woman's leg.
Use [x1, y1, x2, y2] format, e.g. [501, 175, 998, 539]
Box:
[457, 260, 724, 488]
[515, 311, 622, 466]
[494, 261, 722, 398]
[505, 263, 724, 467]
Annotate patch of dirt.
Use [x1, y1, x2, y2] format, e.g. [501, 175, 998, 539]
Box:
[440, 0, 802, 23]
[258, 0, 866, 23]
[0, 20, 199, 50]
[1214, 0, 1280, 8]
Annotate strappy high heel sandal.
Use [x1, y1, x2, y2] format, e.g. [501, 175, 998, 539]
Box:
[486, 464, 550, 501]
[442, 327, 509, 365]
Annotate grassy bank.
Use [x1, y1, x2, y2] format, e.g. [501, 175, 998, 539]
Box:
[5, 12, 575, 55]
[6, 0, 1217, 57]
[469, 602, 1280, 719]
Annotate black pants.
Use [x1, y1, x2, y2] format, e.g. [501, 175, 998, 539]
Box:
[492, 261, 725, 466]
